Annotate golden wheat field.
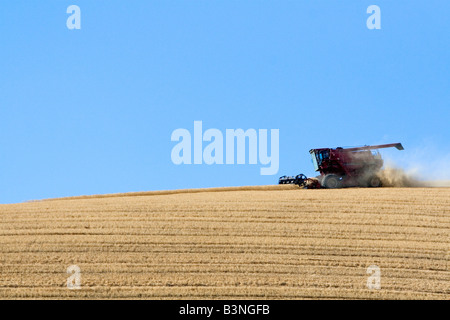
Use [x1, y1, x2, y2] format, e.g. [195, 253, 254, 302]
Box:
[0, 185, 448, 300]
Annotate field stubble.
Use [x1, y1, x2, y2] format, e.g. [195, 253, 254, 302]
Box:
[0, 185, 448, 299]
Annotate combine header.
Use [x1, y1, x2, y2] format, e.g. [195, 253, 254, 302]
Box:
[279, 143, 404, 189]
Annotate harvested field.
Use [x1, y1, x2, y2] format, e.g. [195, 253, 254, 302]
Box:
[0, 185, 448, 299]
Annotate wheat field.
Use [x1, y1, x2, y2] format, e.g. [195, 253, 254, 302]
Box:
[0, 185, 448, 299]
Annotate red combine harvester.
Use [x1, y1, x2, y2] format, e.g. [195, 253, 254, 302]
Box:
[279, 143, 404, 188]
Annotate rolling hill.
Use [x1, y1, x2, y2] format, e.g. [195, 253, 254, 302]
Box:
[0, 185, 448, 299]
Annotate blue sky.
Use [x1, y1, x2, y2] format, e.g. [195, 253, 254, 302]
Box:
[1, 1, 449, 203]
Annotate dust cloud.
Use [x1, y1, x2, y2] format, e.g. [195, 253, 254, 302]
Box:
[378, 165, 450, 187]
[377, 166, 425, 187]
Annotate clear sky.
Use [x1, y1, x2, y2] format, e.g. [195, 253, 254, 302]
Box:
[1, 1, 449, 203]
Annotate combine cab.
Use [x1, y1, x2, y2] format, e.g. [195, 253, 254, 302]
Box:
[280, 143, 404, 189]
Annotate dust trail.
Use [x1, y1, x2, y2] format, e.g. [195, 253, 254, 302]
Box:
[379, 143, 450, 187]
[378, 166, 425, 187]
[421, 180, 450, 187]
[378, 165, 450, 187]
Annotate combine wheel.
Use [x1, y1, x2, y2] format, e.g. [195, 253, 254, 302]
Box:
[294, 174, 307, 185]
[322, 174, 342, 189]
[368, 176, 382, 188]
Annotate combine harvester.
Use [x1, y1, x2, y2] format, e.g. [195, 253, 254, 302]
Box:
[279, 143, 404, 189]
